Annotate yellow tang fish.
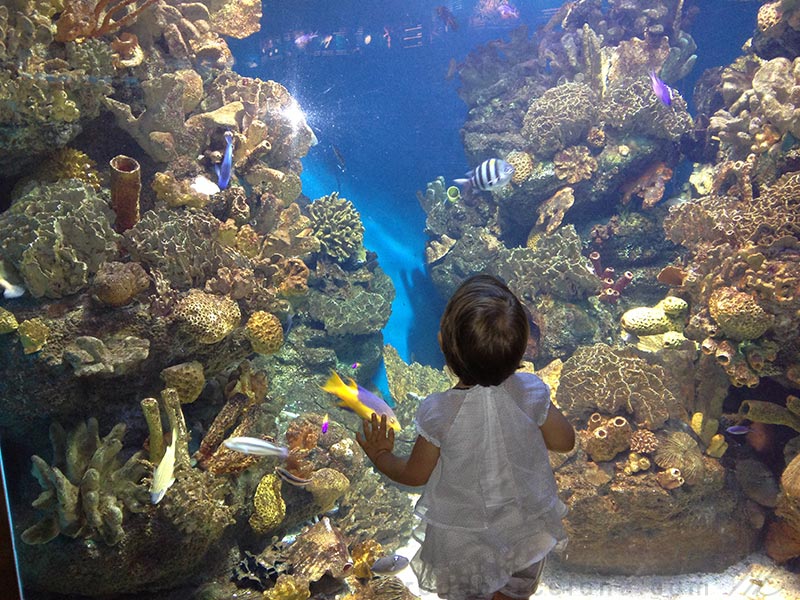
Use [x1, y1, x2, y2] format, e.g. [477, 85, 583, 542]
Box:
[321, 371, 401, 431]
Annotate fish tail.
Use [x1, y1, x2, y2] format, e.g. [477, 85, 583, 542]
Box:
[322, 371, 357, 405]
[322, 370, 346, 393]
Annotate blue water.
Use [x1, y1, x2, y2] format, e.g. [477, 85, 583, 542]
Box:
[228, 0, 759, 391]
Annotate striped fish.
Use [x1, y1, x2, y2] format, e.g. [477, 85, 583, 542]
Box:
[454, 158, 515, 197]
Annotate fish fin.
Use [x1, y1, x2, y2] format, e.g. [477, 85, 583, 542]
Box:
[321, 370, 345, 393]
[337, 401, 355, 413]
[453, 178, 469, 185]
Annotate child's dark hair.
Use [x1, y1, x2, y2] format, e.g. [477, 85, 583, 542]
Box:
[439, 274, 529, 387]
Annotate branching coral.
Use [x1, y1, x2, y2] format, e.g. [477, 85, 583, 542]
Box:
[22, 419, 149, 546]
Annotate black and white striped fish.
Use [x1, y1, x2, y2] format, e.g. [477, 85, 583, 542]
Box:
[454, 158, 515, 197]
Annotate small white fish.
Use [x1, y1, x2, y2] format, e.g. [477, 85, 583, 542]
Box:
[0, 276, 25, 299]
[150, 427, 178, 504]
[223, 436, 289, 459]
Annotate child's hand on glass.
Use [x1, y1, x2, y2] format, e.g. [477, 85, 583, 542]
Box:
[356, 413, 395, 463]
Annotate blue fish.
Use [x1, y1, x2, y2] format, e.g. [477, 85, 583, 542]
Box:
[215, 131, 234, 190]
[648, 71, 675, 107]
[454, 158, 515, 197]
[726, 425, 753, 435]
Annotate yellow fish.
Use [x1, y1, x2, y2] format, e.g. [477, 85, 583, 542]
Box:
[321, 371, 401, 431]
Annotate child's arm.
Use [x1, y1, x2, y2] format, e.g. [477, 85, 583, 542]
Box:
[540, 402, 575, 452]
[356, 413, 440, 487]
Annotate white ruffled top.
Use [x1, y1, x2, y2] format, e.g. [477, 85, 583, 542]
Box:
[410, 372, 567, 600]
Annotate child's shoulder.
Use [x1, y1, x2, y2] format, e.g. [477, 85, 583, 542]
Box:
[504, 371, 549, 396]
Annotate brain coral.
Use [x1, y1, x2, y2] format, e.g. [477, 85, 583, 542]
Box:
[555, 343, 683, 430]
[308, 192, 365, 262]
[521, 83, 597, 157]
[709, 287, 772, 341]
[245, 310, 284, 355]
[0, 180, 120, 298]
[174, 290, 242, 344]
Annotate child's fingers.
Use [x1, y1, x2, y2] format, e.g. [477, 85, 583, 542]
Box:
[388, 427, 395, 445]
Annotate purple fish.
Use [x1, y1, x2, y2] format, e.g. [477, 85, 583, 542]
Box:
[726, 425, 753, 435]
[648, 71, 674, 107]
[498, 3, 519, 19]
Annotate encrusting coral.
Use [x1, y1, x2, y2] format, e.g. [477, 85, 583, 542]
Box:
[90, 261, 150, 307]
[21, 419, 149, 546]
[0, 307, 19, 334]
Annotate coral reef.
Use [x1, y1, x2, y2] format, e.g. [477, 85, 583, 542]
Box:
[21, 419, 149, 546]
[174, 290, 242, 344]
[521, 83, 597, 157]
[308, 192, 366, 263]
[0, 307, 19, 334]
[63, 335, 150, 377]
[90, 261, 150, 307]
[553, 146, 597, 184]
[249, 473, 286, 535]
[160, 361, 205, 404]
[0, 180, 120, 298]
[556, 343, 684, 429]
[583, 416, 631, 462]
[653, 431, 705, 485]
[286, 517, 353, 581]
[245, 310, 284, 355]
[505, 150, 534, 183]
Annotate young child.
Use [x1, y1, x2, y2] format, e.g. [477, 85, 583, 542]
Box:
[357, 274, 574, 600]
